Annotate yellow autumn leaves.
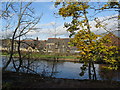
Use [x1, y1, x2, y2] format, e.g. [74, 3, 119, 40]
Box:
[59, 3, 89, 17]
[69, 28, 119, 70]
[57, 1, 119, 70]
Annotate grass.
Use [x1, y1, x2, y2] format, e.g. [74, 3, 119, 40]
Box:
[0, 52, 10, 56]
[31, 53, 77, 59]
[28, 53, 77, 59]
[1, 51, 78, 59]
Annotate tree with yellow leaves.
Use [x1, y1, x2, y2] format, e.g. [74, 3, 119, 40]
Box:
[55, 1, 119, 80]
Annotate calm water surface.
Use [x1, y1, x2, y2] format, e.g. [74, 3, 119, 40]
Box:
[1, 56, 120, 81]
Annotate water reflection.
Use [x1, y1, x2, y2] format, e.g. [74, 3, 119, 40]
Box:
[98, 64, 120, 81]
[1, 56, 120, 81]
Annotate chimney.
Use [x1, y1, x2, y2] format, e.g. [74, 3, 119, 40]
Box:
[36, 37, 38, 41]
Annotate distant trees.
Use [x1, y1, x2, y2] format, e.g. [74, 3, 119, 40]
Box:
[1, 2, 42, 71]
[55, 1, 119, 80]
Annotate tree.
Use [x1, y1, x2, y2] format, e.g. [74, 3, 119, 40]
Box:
[2, 2, 41, 71]
[55, 1, 119, 80]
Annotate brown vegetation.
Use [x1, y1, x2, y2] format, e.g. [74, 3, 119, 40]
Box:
[2, 71, 120, 88]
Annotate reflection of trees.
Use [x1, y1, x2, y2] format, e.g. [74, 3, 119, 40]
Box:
[11, 56, 63, 77]
[50, 60, 59, 77]
[45, 60, 64, 77]
[98, 64, 120, 81]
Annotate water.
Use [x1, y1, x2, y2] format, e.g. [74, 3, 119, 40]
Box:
[1, 56, 120, 81]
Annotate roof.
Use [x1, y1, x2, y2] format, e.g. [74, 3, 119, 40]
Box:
[104, 32, 120, 47]
[48, 38, 57, 39]
[48, 38, 70, 40]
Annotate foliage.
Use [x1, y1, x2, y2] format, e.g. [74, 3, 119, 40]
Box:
[55, 1, 119, 79]
[100, 1, 120, 10]
[70, 31, 119, 70]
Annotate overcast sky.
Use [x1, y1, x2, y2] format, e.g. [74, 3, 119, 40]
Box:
[1, 2, 119, 40]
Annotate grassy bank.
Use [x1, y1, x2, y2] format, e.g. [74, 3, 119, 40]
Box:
[2, 71, 120, 89]
[1, 51, 79, 60]
[1, 51, 106, 63]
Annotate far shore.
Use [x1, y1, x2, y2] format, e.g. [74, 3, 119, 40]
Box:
[1, 54, 80, 62]
[1, 54, 106, 64]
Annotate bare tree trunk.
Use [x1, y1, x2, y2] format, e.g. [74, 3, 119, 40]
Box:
[82, 4, 94, 80]
[26, 52, 31, 73]
[16, 36, 22, 72]
[50, 59, 56, 77]
[2, 2, 41, 71]
[2, 28, 18, 71]
[2, 3, 22, 70]
[88, 62, 91, 80]
[92, 61, 97, 80]
[12, 58, 17, 71]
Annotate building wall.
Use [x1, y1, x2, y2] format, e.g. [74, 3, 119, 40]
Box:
[46, 38, 71, 53]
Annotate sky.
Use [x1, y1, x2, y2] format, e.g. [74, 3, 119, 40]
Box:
[1, 2, 119, 40]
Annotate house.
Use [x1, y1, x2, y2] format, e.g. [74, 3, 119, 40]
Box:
[37, 40, 47, 52]
[18, 37, 79, 54]
[20, 38, 41, 52]
[0, 37, 79, 54]
[0, 39, 18, 51]
[46, 38, 71, 53]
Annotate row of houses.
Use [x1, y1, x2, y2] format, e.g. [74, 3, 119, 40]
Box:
[0, 37, 78, 54]
[0, 32, 120, 54]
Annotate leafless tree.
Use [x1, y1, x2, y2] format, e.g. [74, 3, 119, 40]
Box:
[2, 2, 42, 71]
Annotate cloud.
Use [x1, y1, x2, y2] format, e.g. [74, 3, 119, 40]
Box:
[26, 23, 70, 39]
[38, 22, 56, 27]
[26, 22, 69, 39]
[25, 14, 119, 40]
[35, 21, 69, 36]
[89, 14, 118, 35]
[0, 30, 13, 39]
[1, 14, 119, 40]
